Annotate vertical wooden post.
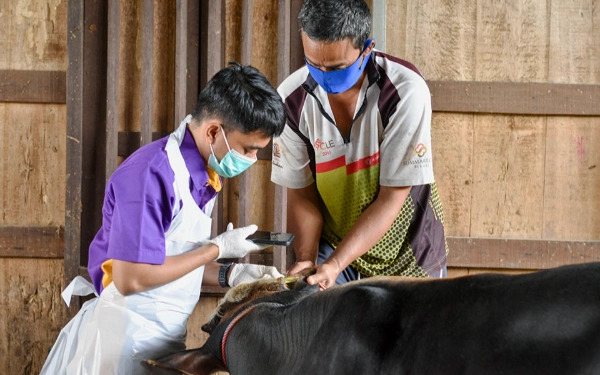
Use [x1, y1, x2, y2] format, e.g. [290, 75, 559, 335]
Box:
[105, 0, 120, 181]
[175, 0, 200, 129]
[203, 0, 226, 238]
[65, 0, 84, 316]
[140, 0, 155, 146]
[238, 0, 254, 264]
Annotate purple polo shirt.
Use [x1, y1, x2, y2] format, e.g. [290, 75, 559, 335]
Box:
[87, 127, 218, 294]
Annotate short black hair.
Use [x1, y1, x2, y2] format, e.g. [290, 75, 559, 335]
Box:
[298, 0, 372, 50]
[191, 62, 285, 137]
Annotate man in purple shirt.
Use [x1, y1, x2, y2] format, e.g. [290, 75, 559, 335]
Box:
[41, 62, 287, 375]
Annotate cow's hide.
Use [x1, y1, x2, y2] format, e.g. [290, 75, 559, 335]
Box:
[145, 263, 600, 375]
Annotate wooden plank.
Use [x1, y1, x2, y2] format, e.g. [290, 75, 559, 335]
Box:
[80, 0, 109, 268]
[447, 237, 600, 270]
[469, 115, 545, 238]
[65, 0, 84, 315]
[0, 103, 67, 226]
[140, 0, 155, 147]
[105, 0, 120, 181]
[0, 0, 67, 71]
[205, 0, 226, 239]
[0, 70, 66, 103]
[543, 117, 600, 240]
[0, 226, 64, 258]
[175, 0, 200, 125]
[428, 81, 600, 115]
[237, 0, 254, 264]
[404, 0, 476, 80]
[0, 259, 66, 374]
[549, 0, 600, 85]
[476, 1, 548, 82]
[430, 113, 473, 237]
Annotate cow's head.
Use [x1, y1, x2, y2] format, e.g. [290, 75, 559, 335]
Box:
[201, 267, 316, 334]
[145, 268, 316, 375]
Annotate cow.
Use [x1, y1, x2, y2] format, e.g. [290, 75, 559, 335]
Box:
[146, 262, 600, 375]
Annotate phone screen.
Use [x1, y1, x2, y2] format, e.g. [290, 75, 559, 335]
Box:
[247, 231, 294, 246]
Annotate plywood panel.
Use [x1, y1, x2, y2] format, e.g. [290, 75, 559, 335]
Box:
[470, 115, 545, 238]
[0, 258, 65, 374]
[0, 103, 66, 226]
[549, 0, 600, 84]
[431, 113, 473, 237]
[0, 0, 67, 70]
[476, 0, 548, 81]
[405, 0, 477, 80]
[543, 117, 600, 240]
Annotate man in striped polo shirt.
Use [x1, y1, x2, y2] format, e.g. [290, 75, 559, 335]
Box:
[271, 0, 449, 288]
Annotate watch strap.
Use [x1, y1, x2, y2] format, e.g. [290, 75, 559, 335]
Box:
[219, 262, 234, 287]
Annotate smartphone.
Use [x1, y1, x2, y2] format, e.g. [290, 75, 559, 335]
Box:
[247, 231, 294, 246]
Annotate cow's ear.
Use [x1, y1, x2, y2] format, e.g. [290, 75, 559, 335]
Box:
[146, 347, 226, 375]
[201, 320, 218, 334]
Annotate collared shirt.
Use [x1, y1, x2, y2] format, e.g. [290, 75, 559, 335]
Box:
[88, 127, 217, 294]
[272, 51, 448, 278]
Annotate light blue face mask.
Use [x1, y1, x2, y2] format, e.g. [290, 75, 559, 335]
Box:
[208, 126, 257, 178]
[305, 38, 374, 94]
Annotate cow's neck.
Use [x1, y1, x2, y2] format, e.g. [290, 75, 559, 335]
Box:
[221, 302, 285, 371]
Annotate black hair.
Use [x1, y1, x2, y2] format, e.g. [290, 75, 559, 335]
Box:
[298, 0, 372, 50]
[191, 62, 286, 137]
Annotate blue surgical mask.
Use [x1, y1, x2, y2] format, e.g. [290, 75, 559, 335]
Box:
[305, 38, 374, 94]
[208, 126, 257, 178]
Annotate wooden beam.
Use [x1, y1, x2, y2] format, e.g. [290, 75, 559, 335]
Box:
[140, 0, 155, 147]
[65, 0, 84, 315]
[447, 237, 600, 270]
[0, 70, 66, 104]
[429, 81, 600, 116]
[203, 0, 226, 239]
[0, 226, 64, 258]
[105, 0, 120, 181]
[175, 0, 200, 126]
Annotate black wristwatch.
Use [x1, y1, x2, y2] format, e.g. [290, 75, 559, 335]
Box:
[219, 262, 234, 288]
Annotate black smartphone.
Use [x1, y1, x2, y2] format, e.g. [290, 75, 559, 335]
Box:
[247, 231, 294, 246]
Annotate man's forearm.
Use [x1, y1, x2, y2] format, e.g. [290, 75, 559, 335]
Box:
[287, 185, 323, 264]
[326, 185, 411, 272]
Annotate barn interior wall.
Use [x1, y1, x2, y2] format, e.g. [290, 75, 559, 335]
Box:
[0, 0, 67, 372]
[0, 0, 598, 373]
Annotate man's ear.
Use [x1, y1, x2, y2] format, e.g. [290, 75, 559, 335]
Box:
[204, 122, 222, 145]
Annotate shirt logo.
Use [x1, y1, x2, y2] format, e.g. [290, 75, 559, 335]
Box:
[314, 138, 335, 158]
[272, 142, 281, 158]
[414, 143, 427, 157]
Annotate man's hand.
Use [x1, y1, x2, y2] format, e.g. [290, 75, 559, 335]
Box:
[306, 262, 341, 290]
[208, 223, 269, 259]
[287, 260, 316, 276]
[228, 264, 284, 287]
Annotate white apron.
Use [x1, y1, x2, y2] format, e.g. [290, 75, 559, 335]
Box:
[41, 115, 214, 375]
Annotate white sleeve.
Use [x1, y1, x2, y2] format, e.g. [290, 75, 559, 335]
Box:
[379, 78, 434, 187]
[270, 124, 314, 189]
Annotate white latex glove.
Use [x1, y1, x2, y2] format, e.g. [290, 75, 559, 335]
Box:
[208, 223, 269, 259]
[228, 263, 284, 287]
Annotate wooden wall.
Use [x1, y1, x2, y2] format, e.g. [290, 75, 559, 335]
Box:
[1, 0, 598, 373]
[385, 0, 600, 277]
[0, 0, 67, 372]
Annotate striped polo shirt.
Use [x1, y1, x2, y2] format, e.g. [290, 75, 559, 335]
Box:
[271, 51, 448, 278]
